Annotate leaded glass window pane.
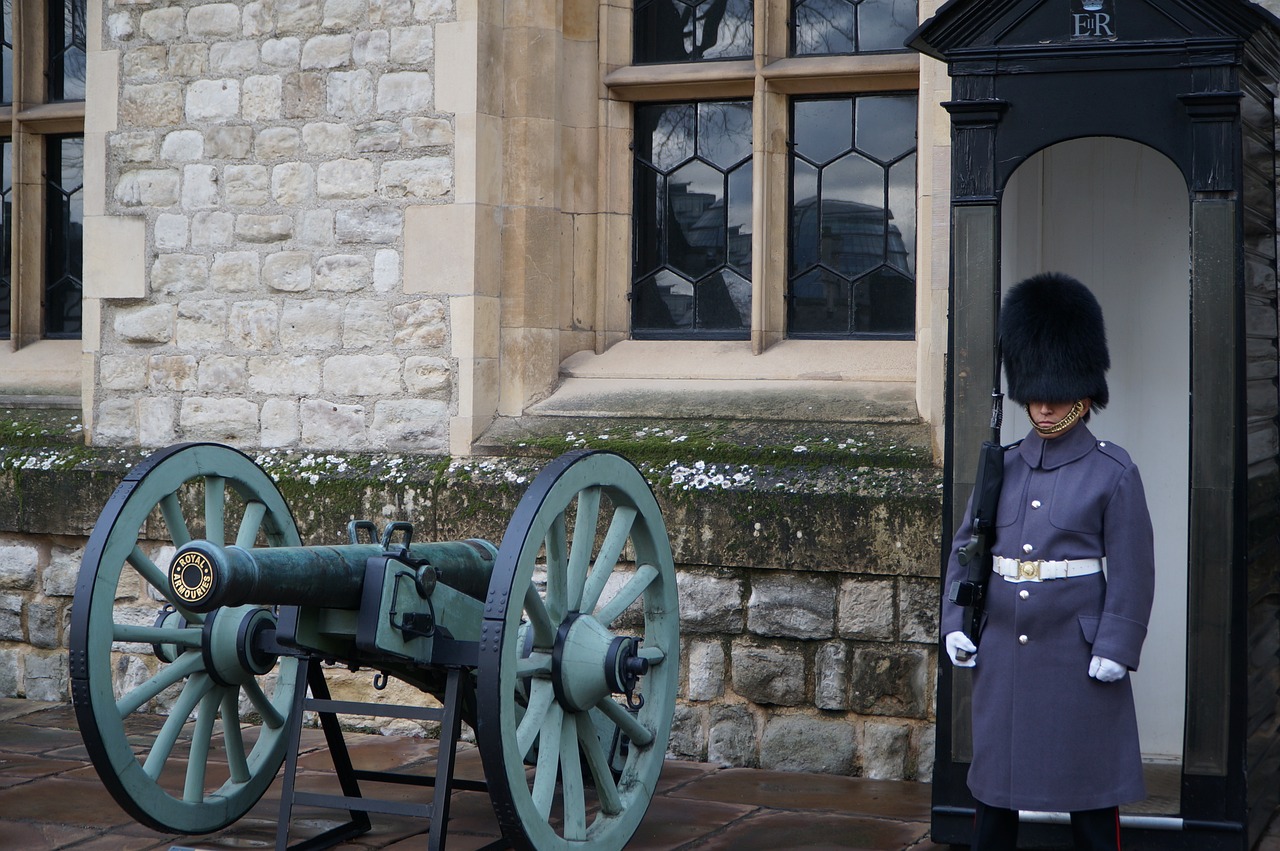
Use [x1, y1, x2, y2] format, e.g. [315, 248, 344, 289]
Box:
[45, 136, 82, 338]
[0, 139, 9, 339]
[789, 94, 916, 338]
[792, 0, 917, 56]
[0, 2, 11, 105]
[634, 0, 754, 64]
[633, 101, 753, 339]
[50, 0, 86, 102]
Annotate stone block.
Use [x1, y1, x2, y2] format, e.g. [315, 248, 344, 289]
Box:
[122, 82, 183, 126]
[300, 399, 368, 448]
[377, 71, 433, 114]
[0, 544, 38, 590]
[169, 43, 209, 77]
[328, 69, 374, 119]
[914, 725, 936, 781]
[759, 714, 855, 775]
[27, 602, 60, 649]
[114, 168, 181, 207]
[324, 0, 367, 30]
[815, 641, 849, 710]
[187, 3, 240, 37]
[0, 595, 22, 641]
[210, 41, 260, 74]
[336, 207, 402, 244]
[95, 398, 139, 444]
[303, 122, 353, 156]
[224, 165, 271, 207]
[899, 577, 939, 644]
[667, 703, 707, 761]
[403, 355, 450, 397]
[192, 212, 236, 248]
[302, 34, 353, 69]
[298, 209, 335, 246]
[354, 30, 390, 64]
[123, 45, 167, 81]
[707, 704, 757, 768]
[154, 213, 189, 250]
[23, 652, 69, 703]
[686, 639, 725, 701]
[205, 126, 254, 159]
[323, 354, 401, 396]
[283, 71, 327, 118]
[261, 399, 300, 447]
[281, 300, 342, 349]
[379, 157, 451, 199]
[849, 646, 929, 718]
[391, 298, 446, 348]
[413, 0, 451, 22]
[186, 79, 240, 123]
[140, 7, 185, 41]
[861, 720, 911, 780]
[747, 573, 835, 639]
[316, 254, 371, 291]
[374, 249, 400, 292]
[114, 304, 174, 343]
[236, 214, 294, 243]
[263, 251, 313, 292]
[675, 571, 744, 634]
[278, 0, 323, 30]
[342, 300, 390, 348]
[161, 130, 203, 162]
[0, 651, 17, 697]
[262, 37, 302, 67]
[317, 158, 377, 199]
[107, 12, 134, 41]
[837, 577, 896, 641]
[228, 301, 279, 351]
[196, 355, 249, 393]
[177, 300, 228, 350]
[271, 162, 314, 204]
[211, 251, 261, 292]
[151, 253, 210, 295]
[42, 547, 83, 597]
[182, 164, 220, 210]
[138, 396, 177, 447]
[257, 127, 303, 160]
[242, 74, 283, 121]
[249, 356, 322, 395]
[402, 116, 452, 148]
[730, 641, 804, 706]
[355, 121, 401, 153]
[180, 397, 260, 442]
[100, 354, 147, 391]
[111, 131, 157, 162]
[390, 25, 433, 65]
[148, 354, 199, 391]
[371, 400, 448, 451]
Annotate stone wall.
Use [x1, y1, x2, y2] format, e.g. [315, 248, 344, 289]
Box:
[0, 429, 943, 781]
[92, 0, 458, 451]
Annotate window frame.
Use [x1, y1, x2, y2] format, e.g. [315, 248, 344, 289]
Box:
[1, 0, 87, 348]
[604, 0, 920, 352]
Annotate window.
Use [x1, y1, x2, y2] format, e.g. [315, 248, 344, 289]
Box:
[0, 0, 86, 345]
[621, 0, 919, 343]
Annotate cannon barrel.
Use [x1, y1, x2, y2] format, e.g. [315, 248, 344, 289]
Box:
[169, 538, 497, 613]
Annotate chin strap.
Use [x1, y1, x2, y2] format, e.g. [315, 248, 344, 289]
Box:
[1027, 399, 1085, 436]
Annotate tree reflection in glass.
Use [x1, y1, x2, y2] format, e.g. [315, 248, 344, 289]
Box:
[635, 0, 754, 64]
[792, 0, 917, 56]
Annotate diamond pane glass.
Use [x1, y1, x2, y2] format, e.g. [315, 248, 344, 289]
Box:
[789, 267, 849, 335]
[637, 103, 696, 172]
[793, 0, 855, 56]
[855, 0, 918, 52]
[853, 267, 914, 333]
[794, 98, 852, 166]
[50, 0, 87, 101]
[698, 101, 753, 169]
[855, 94, 917, 163]
[0, 138, 9, 339]
[634, 0, 754, 64]
[888, 153, 916, 275]
[45, 136, 83, 338]
[0, 2, 11, 105]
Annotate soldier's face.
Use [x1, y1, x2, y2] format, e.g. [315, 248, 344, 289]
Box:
[1027, 399, 1091, 438]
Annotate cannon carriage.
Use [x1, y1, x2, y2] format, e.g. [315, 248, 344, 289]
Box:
[68, 442, 680, 850]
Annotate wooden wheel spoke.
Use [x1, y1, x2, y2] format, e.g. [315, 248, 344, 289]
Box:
[112, 623, 203, 649]
[580, 505, 636, 615]
[516, 651, 553, 678]
[516, 680, 555, 758]
[204, 476, 226, 545]
[544, 512, 569, 622]
[235, 500, 268, 549]
[566, 487, 602, 612]
[595, 696, 654, 748]
[184, 687, 223, 802]
[531, 703, 564, 821]
[595, 563, 659, 627]
[241, 678, 285, 730]
[577, 712, 623, 815]
[144, 672, 214, 781]
[524, 583, 556, 648]
[126, 546, 204, 624]
[159, 492, 191, 547]
[559, 711, 587, 840]
[221, 689, 251, 783]
[117, 652, 204, 717]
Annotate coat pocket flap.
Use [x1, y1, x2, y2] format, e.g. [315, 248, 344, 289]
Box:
[1078, 615, 1100, 643]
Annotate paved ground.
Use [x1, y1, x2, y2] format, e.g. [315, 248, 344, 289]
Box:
[0, 698, 947, 851]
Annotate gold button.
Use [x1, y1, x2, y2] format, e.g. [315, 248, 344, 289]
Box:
[1031, 500, 1042, 509]
[1019, 635, 1029, 645]
[1019, 590, 1029, 600]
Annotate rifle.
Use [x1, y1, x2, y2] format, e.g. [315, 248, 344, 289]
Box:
[948, 438, 1007, 658]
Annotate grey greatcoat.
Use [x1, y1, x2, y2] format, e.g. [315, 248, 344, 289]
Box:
[943, 423, 1155, 812]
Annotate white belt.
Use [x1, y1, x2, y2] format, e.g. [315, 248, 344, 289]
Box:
[994, 555, 1103, 582]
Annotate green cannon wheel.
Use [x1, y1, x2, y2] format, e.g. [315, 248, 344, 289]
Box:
[69, 443, 302, 835]
[477, 450, 680, 851]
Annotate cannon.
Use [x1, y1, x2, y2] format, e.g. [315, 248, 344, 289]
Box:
[68, 442, 679, 850]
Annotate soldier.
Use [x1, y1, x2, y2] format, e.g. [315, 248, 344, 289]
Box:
[942, 273, 1156, 851]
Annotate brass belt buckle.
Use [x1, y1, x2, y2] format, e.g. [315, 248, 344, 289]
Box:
[1018, 559, 1042, 581]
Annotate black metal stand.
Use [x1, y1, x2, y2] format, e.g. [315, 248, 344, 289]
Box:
[274, 657, 508, 851]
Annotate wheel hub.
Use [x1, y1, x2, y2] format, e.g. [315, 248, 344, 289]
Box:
[551, 613, 647, 712]
[201, 605, 278, 687]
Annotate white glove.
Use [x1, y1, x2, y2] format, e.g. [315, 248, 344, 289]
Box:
[945, 631, 977, 667]
[1089, 655, 1126, 682]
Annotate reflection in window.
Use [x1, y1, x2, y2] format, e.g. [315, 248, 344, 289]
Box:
[0, 140, 8, 339]
[633, 101, 753, 339]
[50, 0, 87, 102]
[634, 0, 754, 64]
[792, 0, 917, 56]
[789, 94, 916, 337]
[0, 2, 11, 105]
[45, 136, 82, 338]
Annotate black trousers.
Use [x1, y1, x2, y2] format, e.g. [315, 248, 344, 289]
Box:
[973, 803, 1121, 851]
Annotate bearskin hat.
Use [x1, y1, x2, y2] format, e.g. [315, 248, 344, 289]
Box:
[1000, 272, 1109, 409]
